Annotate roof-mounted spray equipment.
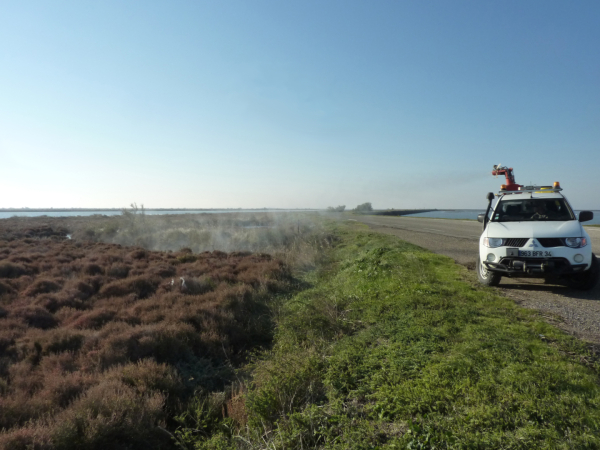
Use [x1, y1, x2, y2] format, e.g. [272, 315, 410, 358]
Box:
[491, 164, 522, 191]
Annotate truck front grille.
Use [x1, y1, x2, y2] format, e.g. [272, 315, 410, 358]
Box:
[504, 238, 528, 247]
[537, 238, 564, 248]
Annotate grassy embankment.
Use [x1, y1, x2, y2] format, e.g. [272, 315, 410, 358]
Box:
[179, 222, 600, 449]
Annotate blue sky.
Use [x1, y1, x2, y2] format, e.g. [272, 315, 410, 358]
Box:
[1, 1, 599, 209]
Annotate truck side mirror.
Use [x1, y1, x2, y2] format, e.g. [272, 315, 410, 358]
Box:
[579, 211, 594, 222]
[477, 214, 485, 223]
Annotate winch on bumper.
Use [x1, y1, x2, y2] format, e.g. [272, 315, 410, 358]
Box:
[483, 257, 588, 275]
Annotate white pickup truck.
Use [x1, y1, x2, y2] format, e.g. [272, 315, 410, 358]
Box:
[477, 184, 599, 290]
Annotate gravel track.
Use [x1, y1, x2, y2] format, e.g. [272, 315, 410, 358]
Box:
[353, 215, 600, 345]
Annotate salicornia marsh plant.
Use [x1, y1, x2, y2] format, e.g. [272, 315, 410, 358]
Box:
[0, 234, 305, 449]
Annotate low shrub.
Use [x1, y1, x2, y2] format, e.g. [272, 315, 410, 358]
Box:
[51, 379, 169, 450]
[181, 277, 214, 295]
[11, 306, 58, 329]
[100, 276, 159, 299]
[71, 280, 97, 298]
[0, 281, 15, 295]
[42, 329, 86, 354]
[83, 263, 103, 276]
[68, 309, 117, 329]
[39, 351, 79, 373]
[106, 264, 130, 278]
[41, 371, 96, 408]
[150, 264, 176, 278]
[23, 279, 62, 297]
[42, 292, 87, 312]
[0, 262, 28, 278]
[129, 248, 147, 260]
[0, 423, 52, 450]
[177, 254, 197, 263]
[112, 359, 185, 403]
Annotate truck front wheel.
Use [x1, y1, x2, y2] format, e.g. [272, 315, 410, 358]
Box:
[477, 256, 502, 287]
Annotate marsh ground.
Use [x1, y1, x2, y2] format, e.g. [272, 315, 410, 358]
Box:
[0, 213, 331, 449]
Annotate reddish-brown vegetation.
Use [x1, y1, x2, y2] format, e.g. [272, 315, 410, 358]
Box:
[0, 225, 294, 449]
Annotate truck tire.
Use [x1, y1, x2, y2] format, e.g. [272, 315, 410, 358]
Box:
[477, 256, 502, 287]
[566, 254, 600, 291]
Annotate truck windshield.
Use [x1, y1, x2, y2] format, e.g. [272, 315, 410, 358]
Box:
[491, 198, 574, 222]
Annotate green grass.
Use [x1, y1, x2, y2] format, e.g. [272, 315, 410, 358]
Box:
[177, 223, 600, 449]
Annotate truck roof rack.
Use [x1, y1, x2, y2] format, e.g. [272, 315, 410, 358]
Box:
[497, 185, 563, 196]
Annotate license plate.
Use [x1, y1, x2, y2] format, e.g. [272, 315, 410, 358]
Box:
[518, 250, 552, 257]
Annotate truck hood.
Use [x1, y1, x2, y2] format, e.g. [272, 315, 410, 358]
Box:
[485, 220, 583, 238]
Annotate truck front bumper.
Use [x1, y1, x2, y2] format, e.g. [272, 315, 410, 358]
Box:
[483, 257, 587, 275]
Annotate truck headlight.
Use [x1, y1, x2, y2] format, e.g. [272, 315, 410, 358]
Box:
[565, 237, 587, 248]
[483, 238, 504, 248]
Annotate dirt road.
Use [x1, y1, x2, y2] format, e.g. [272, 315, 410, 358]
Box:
[353, 215, 600, 344]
